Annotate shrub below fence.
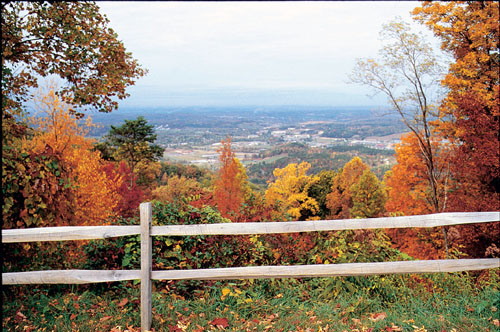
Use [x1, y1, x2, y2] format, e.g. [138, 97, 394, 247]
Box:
[2, 201, 499, 331]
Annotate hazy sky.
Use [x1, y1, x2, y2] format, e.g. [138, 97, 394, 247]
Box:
[97, 1, 439, 108]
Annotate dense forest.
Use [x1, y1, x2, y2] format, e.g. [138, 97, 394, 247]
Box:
[246, 142, 394, 186]
[2, 1, 499, 331]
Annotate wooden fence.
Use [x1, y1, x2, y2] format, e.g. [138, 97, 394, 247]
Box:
[2, 203, 499, 331]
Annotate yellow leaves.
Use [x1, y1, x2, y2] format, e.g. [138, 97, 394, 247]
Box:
[220, 288, 231, 300]
[24, 88, 122, 225]
[220, 286, 251, 303]
[265, 162, 319, 220]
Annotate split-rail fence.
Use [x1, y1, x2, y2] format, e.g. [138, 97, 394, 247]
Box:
[2, 203, 499, 331]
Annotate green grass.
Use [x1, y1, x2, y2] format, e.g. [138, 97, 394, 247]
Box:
[3, 270, 499, 332]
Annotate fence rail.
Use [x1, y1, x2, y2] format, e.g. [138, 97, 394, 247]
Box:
[3, 259, 498, 285]
[2, 211, 498, 242]
[1, 225, 141, 243]
[2, 270, 140, 285]
[2, 203, 499, 332]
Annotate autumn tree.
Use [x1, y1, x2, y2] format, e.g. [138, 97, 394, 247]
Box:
[350, 169, 387, 218]
[213, 138, 251, 220]
[25, 88, 122, 225]
[102, 160, 144, 218]
[1, 1, 146, 115]
[384, 133, 467, 259]
[100, 116, 164, 174]
[307, 170, 336, 219]
[349, 18, 453, 254]
[349, 19, 446, 212]
[265, 162, 319, 221]
[384, 132, 453, 216]
[413, 1, 500, 211]
[412, 1, 499, 257]
[326, 157, 369, 219]
[1, 1, 146, 226]
[413, 1, 498, 120]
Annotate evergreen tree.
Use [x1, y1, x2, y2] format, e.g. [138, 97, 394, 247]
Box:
[101, 116, 164, 173]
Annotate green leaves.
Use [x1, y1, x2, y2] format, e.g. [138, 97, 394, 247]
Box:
[100, 116, 164, 172]
[2, 115, 74, 228]
[2, 1, 147, 113]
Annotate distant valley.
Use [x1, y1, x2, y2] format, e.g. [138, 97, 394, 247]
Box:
[89, 105, 408, 184]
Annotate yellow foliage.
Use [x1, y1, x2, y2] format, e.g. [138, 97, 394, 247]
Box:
[265, 162, 319, 221]
[151, 175, 203, 204]
[25, 87, 122, 225]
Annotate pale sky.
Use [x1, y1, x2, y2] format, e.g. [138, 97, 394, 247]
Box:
[97, 1, 440, 108]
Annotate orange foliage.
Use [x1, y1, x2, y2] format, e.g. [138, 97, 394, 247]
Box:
[411, 2, 499, 257]
[384, 133, 433, 216]
[413, 1, 500, 211]
[326, 157, 369, 219]
[213, 138, 248, 220]
[384, 133, 456, 259]
[385, 132, 454, 215]
[25, 88, 122, 225]
[413, 1, 499, 121]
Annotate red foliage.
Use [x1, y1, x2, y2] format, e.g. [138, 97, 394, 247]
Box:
[263, 233, 317, 264]
[442, 93, 500, 258]
[187, 190, 214, 210]
[102, 161, 144, 218]
[386, 228, 443, 260]
[447, 92, 500, 212]
[209, 318, 229, 329]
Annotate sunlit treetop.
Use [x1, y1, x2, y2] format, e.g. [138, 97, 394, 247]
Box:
[412, 1, 499, 117]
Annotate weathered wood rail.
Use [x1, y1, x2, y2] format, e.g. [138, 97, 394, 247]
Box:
[3, 211, 498, 242]
[2, 203, 499, 332]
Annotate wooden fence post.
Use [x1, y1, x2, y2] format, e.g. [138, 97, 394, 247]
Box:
[140, 202, 152, 332]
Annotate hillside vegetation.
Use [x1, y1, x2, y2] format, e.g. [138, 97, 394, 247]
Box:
[2, 1, 499, 331]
